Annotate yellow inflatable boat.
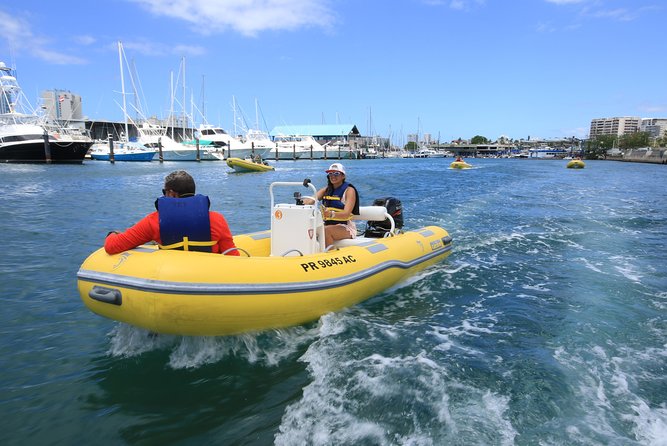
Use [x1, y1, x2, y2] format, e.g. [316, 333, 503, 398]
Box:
[566, 159, 585, 169]
[450, 160, 472, 169]
[77, 181, 453, 336]
[226, 157, 275, 173]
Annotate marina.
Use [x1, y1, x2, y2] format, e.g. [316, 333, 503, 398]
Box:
[1, 158, 665, 445]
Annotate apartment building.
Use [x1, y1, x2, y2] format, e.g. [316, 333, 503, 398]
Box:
[40, 89, 84, 122]
[589, 117, 641, 138]
[640, 118, 667, 138]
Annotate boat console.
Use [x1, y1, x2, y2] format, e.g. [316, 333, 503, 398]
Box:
[269, 180, 396, 255]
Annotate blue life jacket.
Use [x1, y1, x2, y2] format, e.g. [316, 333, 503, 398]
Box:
[322, 181, 360, 225]
[155, 194, 215, 252]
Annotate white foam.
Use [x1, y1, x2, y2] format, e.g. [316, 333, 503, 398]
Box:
[610, 255, 643, 282]
[576, 257, 604, 273]
[107, 324, 174, 357]
[522, 283, 551, 292]
[106, 322, 318, 368]
[554, 341, 667, 444]
[627, 400, 667, 446]
[275, 314, 517, 445]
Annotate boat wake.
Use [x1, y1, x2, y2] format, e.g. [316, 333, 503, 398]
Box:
[106, 323, 320, 368]
[274, 312, 518, 445]
[553, 341, 667, 445]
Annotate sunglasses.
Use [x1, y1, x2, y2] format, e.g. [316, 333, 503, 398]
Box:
[162, 188, 169, 195]
[328, 172, 342, 177]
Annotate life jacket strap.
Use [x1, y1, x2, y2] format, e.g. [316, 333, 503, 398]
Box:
[159, 236, 218, 251]
[323, 207, 352, 222]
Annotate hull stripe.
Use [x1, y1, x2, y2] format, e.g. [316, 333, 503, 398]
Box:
[78, 245, 452, 296]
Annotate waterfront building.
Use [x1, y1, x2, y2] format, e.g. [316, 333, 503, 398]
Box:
[269, 124, 360, 147]
[40, 89, 86, 131]
[640, 118, 667, 138]
[589, 117, 641, 138]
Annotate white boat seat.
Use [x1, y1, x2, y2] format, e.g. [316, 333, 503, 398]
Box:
[330, 206, 395, 249]
[332, 236, 390, 248]
[352, 206, 389, 222]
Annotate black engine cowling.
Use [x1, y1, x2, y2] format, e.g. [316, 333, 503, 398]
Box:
[364, 197, 403, 237]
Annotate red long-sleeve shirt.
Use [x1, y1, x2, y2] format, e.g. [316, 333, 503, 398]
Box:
[104, 211, 239, 255]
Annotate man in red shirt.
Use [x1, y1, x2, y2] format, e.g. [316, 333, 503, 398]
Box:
[104, 170, 238, 256]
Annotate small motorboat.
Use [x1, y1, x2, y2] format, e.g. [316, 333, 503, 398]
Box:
[566, 159, 585, 169]
[77, 180, 453, 336]
[450, 159, 472, 169]
[90, 142, 156, 162]
[226, 156, 275, 173]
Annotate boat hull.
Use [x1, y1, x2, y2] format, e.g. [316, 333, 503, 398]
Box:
[0, 139, 92, 163]
[91, 151, 156, 162]
[160, 149, 202, 161]
[77, 226, 452, 336]
[566, 160, 585, 169]
[450, 161, 472, 169]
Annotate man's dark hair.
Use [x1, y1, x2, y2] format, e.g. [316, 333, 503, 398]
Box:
[164, 171, 196, 196]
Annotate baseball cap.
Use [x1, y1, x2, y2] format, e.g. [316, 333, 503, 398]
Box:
[325, 163, 346, 174]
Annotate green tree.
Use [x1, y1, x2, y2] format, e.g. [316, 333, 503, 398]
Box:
[620, 132, 650, 149]
[471, 135, 489, 144]
[404, 141, 418, 152]
[584, 134, 616, 159]
[656, 130, 667, 148]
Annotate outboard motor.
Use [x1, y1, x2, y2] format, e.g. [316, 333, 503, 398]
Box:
[364, 197, 403, 238]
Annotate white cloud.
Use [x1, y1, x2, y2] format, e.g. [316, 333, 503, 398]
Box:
[0, 9, 87, 64]
[129, 0, 337, 37]
[589, 8, 638, 22]
[545, 0, 587, 4]
[638, 104, 666, 114]
[73, 35, 97, 46]
[421, 0, 485, 11]
[450, 0, 465, 10]
[119, 39, 206, 57]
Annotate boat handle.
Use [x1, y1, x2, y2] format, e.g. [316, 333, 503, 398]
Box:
[89, 286, 122, 306]
[222, 247, 251, 257]
[280, 248, 304, 257]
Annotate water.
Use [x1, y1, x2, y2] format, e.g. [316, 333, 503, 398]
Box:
[1, 158, 665, 445]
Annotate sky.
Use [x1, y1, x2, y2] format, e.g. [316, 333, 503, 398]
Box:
[1, 0, 665, 143]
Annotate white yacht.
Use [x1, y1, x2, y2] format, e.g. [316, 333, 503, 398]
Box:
[197, 124, 262, 160]
[243, 128, 275, 158]
[326, 140, 357, 159]
[528, 146, 568, 159]
[417, 148, 445, 158]
[268, 135, 326, 160]
[0, 62, 92, 163]
[137, 122, 215, 161]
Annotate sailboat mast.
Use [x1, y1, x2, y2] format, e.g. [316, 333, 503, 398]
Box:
[255, 98, 259, 130]
[233, 96, 237, 136]
[182, 56, 186, 139]
[170, 71, 174, 139]
[201, 75, 206, 125]
[118, 41, 129, 139]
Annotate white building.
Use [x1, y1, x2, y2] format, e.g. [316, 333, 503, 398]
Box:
[589, 117, 641, 138]
[640, 118, 667, 138]
[40, 89, 84, 123]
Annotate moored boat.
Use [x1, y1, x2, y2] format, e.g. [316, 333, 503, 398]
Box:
[226, 156, 275, 173]
[268, 134, 326, 160]
[90, 141, 156, 161]
[77, 180, 453, 336]
[0, 62, 92, 164]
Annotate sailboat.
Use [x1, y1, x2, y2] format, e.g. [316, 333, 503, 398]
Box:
[242, 98, 275, 158]
[117, 42, 212, 161]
